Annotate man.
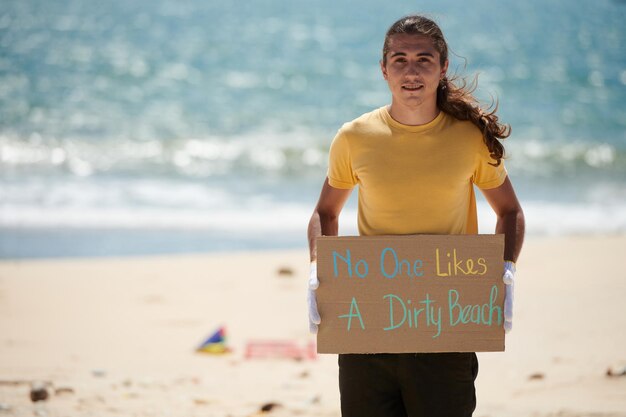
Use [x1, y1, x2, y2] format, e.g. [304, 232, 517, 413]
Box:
[306, 15, 525, 417]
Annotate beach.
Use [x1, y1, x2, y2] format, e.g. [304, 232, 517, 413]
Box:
[1, 235, 625, 416]
[1, 0, 625, 415]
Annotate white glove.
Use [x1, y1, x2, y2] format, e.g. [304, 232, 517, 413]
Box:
[308, 261, 321, 334]
[503, 261, 516, 333]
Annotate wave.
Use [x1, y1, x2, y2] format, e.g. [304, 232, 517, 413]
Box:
[2, 176, 624, 258]
[476, 201, 626, 236]
[2, 133, 625, 180]
[1, 181, 625, 237]
[0, 132, 327, 178]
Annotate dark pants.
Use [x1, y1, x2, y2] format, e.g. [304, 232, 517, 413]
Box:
[339, 352, 478, 417]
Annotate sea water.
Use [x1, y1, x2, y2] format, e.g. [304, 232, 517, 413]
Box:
[1, 0, 625, 258]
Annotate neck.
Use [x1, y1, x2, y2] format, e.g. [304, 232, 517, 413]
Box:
[387, 100, 440, 126]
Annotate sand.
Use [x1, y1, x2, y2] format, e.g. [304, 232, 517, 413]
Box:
[1, 236, 625, 417]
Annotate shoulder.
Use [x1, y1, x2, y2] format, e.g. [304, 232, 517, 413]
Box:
[442, 114, 504, 169]
[333, 108, 391, 150]
[441, 112, 486, 148]
[338, 107, 387, 137]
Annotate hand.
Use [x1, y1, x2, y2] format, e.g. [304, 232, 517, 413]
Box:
[503, 261, 516, 333]
[308, 261, 321, 334]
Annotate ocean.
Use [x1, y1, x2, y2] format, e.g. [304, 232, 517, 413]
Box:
[1, 0, 625, 258]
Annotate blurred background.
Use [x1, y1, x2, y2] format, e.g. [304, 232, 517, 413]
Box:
[0, 0, 624, 258]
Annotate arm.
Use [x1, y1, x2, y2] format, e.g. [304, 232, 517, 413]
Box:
[306, 178, 352, 333]
[481, 176, 524, 333]
[307, 177, 353, 262]
[480, 176, 525, 262]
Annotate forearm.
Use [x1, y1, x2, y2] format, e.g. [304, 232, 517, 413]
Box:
[495, 208, 525, 263]
[307, 210, 339, 262]
[308, 178, 352, 262]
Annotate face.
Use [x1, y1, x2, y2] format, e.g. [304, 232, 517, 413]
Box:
[381, 34, 449, 110]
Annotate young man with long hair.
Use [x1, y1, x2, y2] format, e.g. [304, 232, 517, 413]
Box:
[307, 15, 525, 417]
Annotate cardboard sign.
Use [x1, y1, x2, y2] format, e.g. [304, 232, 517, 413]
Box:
[316, 234, 505, 354]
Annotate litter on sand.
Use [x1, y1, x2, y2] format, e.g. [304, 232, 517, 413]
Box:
[196, 326, 231, 354]
[245, 340, 316, 360]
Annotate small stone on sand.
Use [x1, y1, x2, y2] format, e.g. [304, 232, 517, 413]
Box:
[193, 398, 210, 406]
[277, 267, 294, 276]
[30, 382, 49, 402]
[260, 402, 282, 412]
[606, 365, 626, 377]
[55, 387, 75, 396]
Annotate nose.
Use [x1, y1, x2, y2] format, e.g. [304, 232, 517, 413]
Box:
[406, 62, 419, 76]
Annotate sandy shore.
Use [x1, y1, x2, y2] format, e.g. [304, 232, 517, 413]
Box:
[1, 236, 625, 417]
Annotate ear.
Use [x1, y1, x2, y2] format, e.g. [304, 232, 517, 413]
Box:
[440, 59, 449, 79]
[380, 60, 388, 80]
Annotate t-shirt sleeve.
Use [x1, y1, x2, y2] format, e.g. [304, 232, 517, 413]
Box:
[327, 128, 358, 189]
[473, 140, 508, 189]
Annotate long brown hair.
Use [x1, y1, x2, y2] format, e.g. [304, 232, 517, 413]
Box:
[382, 15, 510, 166]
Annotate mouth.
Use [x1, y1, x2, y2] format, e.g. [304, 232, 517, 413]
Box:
[401, 84, 423, 91]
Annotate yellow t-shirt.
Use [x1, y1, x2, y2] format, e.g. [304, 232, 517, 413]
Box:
[327, 106, 507, 236]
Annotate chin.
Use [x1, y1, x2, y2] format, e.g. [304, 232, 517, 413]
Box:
[401, 98, 425, 108]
